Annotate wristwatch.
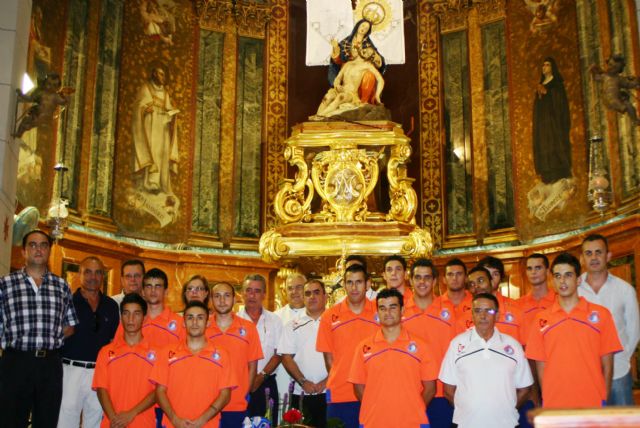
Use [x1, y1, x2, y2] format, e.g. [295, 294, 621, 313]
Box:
[259, 370, 269, 377]
[297, 377, 307, 386]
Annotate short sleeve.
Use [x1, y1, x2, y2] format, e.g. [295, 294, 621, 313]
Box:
[270, 314, 284, 350]
[418, 339, 439, 381]
[278, 321, 296, 355]
[247, 322, 264, 362]
[347, 339, 366, 385]
[63, 283, 79, 327]
[92, 346, 110, 391]
[218, 348, 238, 391]
[316, 311, 333, 353]
[149, 346, 170, 387]
[524, 314, 546, 362]
[513, 342, 534, 389]
[599, 308, 623, 356]
[438, 341, 458, 386]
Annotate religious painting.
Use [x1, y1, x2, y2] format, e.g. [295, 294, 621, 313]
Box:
[523, 0, 558, 34]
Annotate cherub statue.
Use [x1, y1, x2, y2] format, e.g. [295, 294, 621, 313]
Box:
[590, 54, 640, 125]
[13, 73, 74, 138]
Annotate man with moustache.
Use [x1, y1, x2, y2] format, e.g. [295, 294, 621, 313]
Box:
[402, 258, 456, 428]
[316, 264, 379, 428]
[578, 234, 640, 405]
[58, 256, 119, 428]
[440, 293, 532, 428]
[279, 279, 329, 428]
[93, 293, 157, 427]
[350, 288, 438, 428]
[112, 259, 145, 305]
[151, 301, 235, 428]
[207, 282, 263, 428]
[0, 230, 78, 428]
[526, 253, 622, 408]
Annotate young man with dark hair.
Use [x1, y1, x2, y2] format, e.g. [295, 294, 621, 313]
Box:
[113, 259, 146, 305]
[440, 293, 532, 427]
[317, 264, 379, 428]
[151, 301, 235, 427]
[402, 258, 455, 428]
[345, 255, 376, 301]
[526, 252, 622, 408]
[382, 254, 412, 298]
[349, 288, 437, 428]
[439, 258, 473, 320]
[519, 253, 555, 335]
[207, 282, 263, 428]
[93, 293, 156, 427]
[578, 234, 640, 405]
[140, 268, 184, 349]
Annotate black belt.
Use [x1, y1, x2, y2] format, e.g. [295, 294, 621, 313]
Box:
[62, 358, 96, 369]
[4, 348, 60, 358]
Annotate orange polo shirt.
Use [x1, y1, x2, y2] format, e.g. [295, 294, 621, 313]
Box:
[348, 328, 438, 428]
[526, 297, 622, 408]
[455, 293, 525, 344]
[316, 299, 379, 404]
[437, 291, 473, 321]
[114, 307, 184, 350]
[206, 314, 263, 411]
[92, 338, 157, 428]
[149, 339, 236, 428]
[402, 296, 456, 397]
[518, 290, 556, 345]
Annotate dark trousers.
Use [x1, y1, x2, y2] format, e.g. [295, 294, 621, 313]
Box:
[291, 393, 327, 428]
[248, 374, 279, 423]
[0, 349, 63, 428]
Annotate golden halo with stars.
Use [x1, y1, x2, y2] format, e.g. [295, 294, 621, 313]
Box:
[355, 0, 392, 33]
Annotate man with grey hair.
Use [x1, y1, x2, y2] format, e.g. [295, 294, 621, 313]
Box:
[239, 274, 284, 422]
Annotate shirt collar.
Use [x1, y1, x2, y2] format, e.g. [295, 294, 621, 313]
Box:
[550, 296, 588, 313]
[373, 327, 410, 344]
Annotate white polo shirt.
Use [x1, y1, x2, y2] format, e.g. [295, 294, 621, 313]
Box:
[277, 312, 327, 395]
[439, 327, 532, 428]
[238, 308, 283, 373]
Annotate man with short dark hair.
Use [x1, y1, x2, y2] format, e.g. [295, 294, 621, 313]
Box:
[440, 293, 532, 427]
[93, 293, 157, 427]
[208, 282, 263, 428]
[344, 255, 376, 301]
[112, 259, 145, 305]
[349, 288, 437, 427]
[0, 230, 78, 428]
[279, 279, 329, 428]
[382, 254, 412, 298]
[151, 301, 235, 427]
[316, 264, 379, 428]
[58, 256, 119, 428]
[439, 258, 473, 320]
[519, 253, 555, 337]
[578, 234, 640, 405]
[238, 274, 283, 422]
[140, 268, 184, 349]
[526, 252, 622, 408]
[402, 258, 455, 428]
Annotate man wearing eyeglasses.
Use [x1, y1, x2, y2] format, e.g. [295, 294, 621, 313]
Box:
[0, 230, 79, 428]
[58, 256, 119, 428]
[458, 266, 525, 344]
[112, 259, 145, 306]
[440, 293, 532, 428]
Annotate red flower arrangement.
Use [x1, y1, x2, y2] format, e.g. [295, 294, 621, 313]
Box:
[282, 408, 303, 424]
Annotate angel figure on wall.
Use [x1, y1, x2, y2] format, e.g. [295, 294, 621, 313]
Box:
[524, 0, 558, 34]
[13, 73, 74, 138]
[590, 54, 640, 126]
[140, 0, 175, 45]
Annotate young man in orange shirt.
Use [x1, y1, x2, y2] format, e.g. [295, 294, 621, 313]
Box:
[439, 258, 473, 320]
[140, 268, 184, 349]
[519, 253, 555, 339]
[151, 301, 235, 428]
[402, 258, 456, 428]
[93, 293, 157, 427]
[382, 255, 413, 299]
[207, 282, 263, 428]
[526, 252, 622, 408]
[349, 288, 437, 428]
[316, 264, 379, 428]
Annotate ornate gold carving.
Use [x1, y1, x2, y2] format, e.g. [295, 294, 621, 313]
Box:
[274, 146, 314, 223]
[476, 0, 505, 23]
[402, 229, 434, 257]
[387, 142, 417, 223]
[197, 0, 272, 39]
[259, 229, 290, 263]
[418, 8, 444, 247]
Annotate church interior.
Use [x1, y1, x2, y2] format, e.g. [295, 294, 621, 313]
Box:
[1, 0, 640, 410]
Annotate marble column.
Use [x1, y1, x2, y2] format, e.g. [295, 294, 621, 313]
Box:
[0, 0, 31, 273]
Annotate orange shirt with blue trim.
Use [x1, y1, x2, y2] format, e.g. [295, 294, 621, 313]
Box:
[114, 307, 184, 350]
[518, 290, 556, 345]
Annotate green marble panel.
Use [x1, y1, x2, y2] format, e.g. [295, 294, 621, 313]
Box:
[442, 31, 473, 235]
[608, 0, 640, 196]
[56, 0, 88, 209]
[192, 29, 224, 234]
[234, 37, 264, 238]
[88, 0, 123, 216]
[482, 21, 514, 230]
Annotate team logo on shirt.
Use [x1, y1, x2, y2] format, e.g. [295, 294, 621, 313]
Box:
[457, 344, 465, 353]
[168, 320, 177, 331]
[374, 313, 380, 323]
[168, 351, 177, 362]
[362, 344, 372, 355]
[239, 327, 246, 336]
[408, 342, 417, 353]
[440, 309, 450, 320]
[539, 318, 548, 330]
[147, 351, 156, 361]
[505, 312, 514, 322]
[588, 311, 600, 324]
[212, 351, 220, 360]
[504, 345, 514, 355]
[331, 314, 340, 324]
[462, 305, 471, 313]
[465, 320, 473, 329]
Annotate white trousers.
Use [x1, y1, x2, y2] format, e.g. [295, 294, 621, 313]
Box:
[57, 363, 103, 428]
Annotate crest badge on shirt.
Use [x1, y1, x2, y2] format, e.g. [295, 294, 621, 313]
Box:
[588, 311, 600, 324]
[147, 351, 156, 361]
[168, 320, 177, 331]
[505, 312, 514, 322]
[457, 344, 465, 354]
[374, 313, 380, 323]
[503, 345, 514, 356]
[212, 351, 220, 360]
[440, 309, 450, 320]
[408, 342, 417, 353]
[239, 327, 246, 336]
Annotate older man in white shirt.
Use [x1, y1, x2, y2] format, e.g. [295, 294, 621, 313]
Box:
[239, 273, 284, 422]
[578, 233, 640, 405]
